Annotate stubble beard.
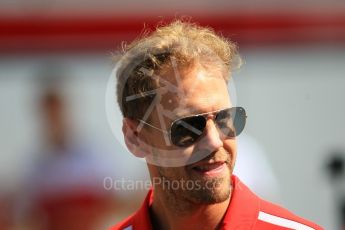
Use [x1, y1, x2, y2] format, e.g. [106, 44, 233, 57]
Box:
[185, 173, 231, 204]
[155, 162, 232, 213]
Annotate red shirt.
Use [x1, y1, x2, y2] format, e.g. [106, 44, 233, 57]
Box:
[110, 175, 323, 230]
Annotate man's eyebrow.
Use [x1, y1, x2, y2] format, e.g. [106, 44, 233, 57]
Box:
[172, 108, 194, 119]
[172, 107, 203, 119]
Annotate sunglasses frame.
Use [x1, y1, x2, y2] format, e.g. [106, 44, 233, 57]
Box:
[138, 107, 247, 147]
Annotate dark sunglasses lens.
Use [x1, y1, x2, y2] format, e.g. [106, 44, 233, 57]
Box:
[216, 107, 246, 137]
[170, 116, 206, 147]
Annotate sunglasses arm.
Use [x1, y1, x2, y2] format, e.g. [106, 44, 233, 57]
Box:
[138, 119, 169, 134]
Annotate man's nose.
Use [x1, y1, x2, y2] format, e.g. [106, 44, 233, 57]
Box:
[196, 118, 223, 152]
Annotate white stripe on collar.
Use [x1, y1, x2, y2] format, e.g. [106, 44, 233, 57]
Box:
[258, 211, 315, 230]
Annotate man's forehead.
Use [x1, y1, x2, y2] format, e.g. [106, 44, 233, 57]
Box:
[157, 85, 231, 119]
[174, 94, 231, 117]
[152, 64, 231, 118]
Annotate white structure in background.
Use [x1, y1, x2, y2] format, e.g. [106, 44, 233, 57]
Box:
[234, 134, 281, 203]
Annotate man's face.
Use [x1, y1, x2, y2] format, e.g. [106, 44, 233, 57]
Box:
[139, 63, 236, 204]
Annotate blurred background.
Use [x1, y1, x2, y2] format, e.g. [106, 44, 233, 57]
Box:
[1, 0, 345, 229]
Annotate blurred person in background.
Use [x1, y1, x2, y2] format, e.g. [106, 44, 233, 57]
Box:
[110, 20, 323, 230]
[326, 152, 345, 230]
[15, 70, 117, 230]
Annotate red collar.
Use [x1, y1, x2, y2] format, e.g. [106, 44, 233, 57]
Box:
[130, 175, 260, 230]
[220, 175, 260, 229]
[131, 188, 154, 229]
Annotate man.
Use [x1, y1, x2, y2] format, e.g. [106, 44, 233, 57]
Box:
[111, 20, 323, 230]
[18, 79, 116, 229]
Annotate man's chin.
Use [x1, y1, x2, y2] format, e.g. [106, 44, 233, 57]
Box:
[183, 165, 232, 205]
[187, 176, 231, 205]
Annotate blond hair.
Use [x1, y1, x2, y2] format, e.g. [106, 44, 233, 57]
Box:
[116, 20, 241, 120]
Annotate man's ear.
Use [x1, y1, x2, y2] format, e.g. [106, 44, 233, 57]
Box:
[122, 118, 149, 158]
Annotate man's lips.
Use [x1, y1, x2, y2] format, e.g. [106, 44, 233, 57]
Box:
[191, 161, 227, 175]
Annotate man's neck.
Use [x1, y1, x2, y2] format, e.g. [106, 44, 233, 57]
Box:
[149, 189, 231, 230]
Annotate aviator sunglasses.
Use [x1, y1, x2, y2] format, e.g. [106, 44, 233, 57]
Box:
[138, 107, 247, 147]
